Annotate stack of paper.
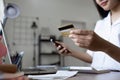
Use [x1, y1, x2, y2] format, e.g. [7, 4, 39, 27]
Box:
[28, 70, 78, 80]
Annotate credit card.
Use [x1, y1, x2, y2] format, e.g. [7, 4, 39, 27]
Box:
[58, 24, 74, 37]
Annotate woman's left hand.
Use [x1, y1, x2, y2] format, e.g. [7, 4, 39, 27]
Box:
[69, 29, 107, 51]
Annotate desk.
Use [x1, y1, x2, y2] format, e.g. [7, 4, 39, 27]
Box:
[66, 72, 120, 80]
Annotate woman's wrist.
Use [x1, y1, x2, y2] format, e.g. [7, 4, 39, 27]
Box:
[102, 41, 116, 55]
[101, 40, 111, 53]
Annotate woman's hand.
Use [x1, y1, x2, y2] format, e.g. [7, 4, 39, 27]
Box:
[69, 29, 107, 51]
[54, 41, 72, 56]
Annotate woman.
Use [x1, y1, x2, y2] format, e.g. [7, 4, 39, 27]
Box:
[55, 0, 120, 70]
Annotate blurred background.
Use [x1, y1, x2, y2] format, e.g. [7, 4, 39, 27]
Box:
[3, 0, 100, 68]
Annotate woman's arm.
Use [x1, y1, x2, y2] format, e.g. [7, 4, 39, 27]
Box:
[102, 40, 120, 62]
[55, 41, 92, 63]
[69, 29, 120, 62]
[70, 50, 92, 63]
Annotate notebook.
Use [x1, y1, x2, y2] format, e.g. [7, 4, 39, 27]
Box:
[59, 66, 110, 74]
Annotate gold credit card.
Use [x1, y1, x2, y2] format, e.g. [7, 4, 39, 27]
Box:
[58, 24, 74, 37]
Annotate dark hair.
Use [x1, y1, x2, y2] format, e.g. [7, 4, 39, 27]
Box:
[93, 0, 109, 19]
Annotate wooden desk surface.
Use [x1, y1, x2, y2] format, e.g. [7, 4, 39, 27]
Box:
[66, 72, 120, 80]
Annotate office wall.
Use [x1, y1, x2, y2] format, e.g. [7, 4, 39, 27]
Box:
[4, 0, 100, 67]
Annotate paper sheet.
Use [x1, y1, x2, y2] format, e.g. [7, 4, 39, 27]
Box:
[28, 70, 78, 80]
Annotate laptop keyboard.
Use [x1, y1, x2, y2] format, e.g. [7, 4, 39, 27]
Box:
[21, 67, 57, 75]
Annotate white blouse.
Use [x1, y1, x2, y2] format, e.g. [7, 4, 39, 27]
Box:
[87, 13, 120, 70]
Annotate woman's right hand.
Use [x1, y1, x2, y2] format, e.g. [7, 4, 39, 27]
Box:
[54, 41, 72, 56]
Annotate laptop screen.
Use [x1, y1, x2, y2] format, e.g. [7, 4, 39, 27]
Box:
[0, 0, 6, 24]
[0, 0, 12, 64]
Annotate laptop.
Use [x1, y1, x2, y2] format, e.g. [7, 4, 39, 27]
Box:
[0, 0, 25, 66]
[0, 0, 6, 24]
[21, 65, 57, 75]
[59, 66, 110, 74]
[0, 0, 11, 64]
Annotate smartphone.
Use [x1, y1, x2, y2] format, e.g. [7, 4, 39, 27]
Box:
[50, 38, 59, 46]
[50, 38, 70, 53]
